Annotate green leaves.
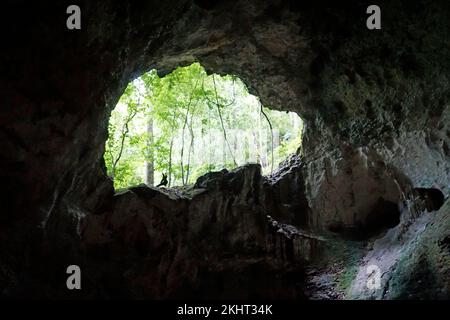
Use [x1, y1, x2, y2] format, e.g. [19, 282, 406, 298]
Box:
[104, 62, 303, 189]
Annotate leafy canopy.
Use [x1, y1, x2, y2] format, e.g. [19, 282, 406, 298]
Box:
[104, 63, 303, 189]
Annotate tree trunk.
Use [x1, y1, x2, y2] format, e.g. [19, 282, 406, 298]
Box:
[260, 104, 274, 173]
[168, 137, 174, 187]
[208, 117, 213, 171]
[244, 133, 249, 163]
[145, 115, 154, 186]
[111, 109, 137, 183]
[223, 134, 227, 166]
[186, 121, 195, 184]
[212, 75, 237, 166]
[273, 129, 280, 149]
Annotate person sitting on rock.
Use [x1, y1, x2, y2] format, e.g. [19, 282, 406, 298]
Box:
[156, 173, 168, 188]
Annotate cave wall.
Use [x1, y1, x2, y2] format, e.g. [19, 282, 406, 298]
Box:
[148, 0, 450, 231]
[1, 0, 449, 298]
[81, 164, 313, 298]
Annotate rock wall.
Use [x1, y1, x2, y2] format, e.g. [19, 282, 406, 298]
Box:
[349, 196, 450, 299]
[81, 164, 313, 298]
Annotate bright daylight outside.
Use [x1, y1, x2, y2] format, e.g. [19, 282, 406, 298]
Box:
[104, 63, 303, 190]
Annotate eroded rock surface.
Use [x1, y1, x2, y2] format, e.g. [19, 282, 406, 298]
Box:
[81, 164, 313, 298]
[349, 197, 450, 299]
[1, 0, 449, 298]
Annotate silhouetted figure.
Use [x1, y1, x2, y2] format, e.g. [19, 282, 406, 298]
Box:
[156, 173, 168, 188]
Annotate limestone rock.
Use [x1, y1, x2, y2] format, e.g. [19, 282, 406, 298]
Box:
[1, 0, 449, 299]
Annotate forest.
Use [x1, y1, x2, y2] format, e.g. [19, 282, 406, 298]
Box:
[104, 63, 303, 189]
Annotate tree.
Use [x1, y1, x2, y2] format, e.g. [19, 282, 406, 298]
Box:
[104, 62, 303, 189]
[105, 83, 144, 187]
[146, 113, 154, 186]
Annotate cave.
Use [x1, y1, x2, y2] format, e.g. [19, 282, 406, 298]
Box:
[1, 0, 450, 303]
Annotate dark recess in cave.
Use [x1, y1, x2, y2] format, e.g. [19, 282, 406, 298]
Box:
[414, 188, 445, 212]
[362, 199, 401, 238]
[328, 198, 401, 240]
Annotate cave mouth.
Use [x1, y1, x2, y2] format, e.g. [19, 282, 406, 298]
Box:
[104, 62, 303, 190]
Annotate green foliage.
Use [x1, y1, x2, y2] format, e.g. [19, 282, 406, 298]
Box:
[104, 63, 303, 189]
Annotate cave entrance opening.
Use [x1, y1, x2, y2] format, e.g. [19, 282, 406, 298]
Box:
[104, 62, 303, 190]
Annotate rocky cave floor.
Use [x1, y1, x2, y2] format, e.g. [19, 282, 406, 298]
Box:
[303, 238, 365, 300]
[304, 199, 450, 300]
